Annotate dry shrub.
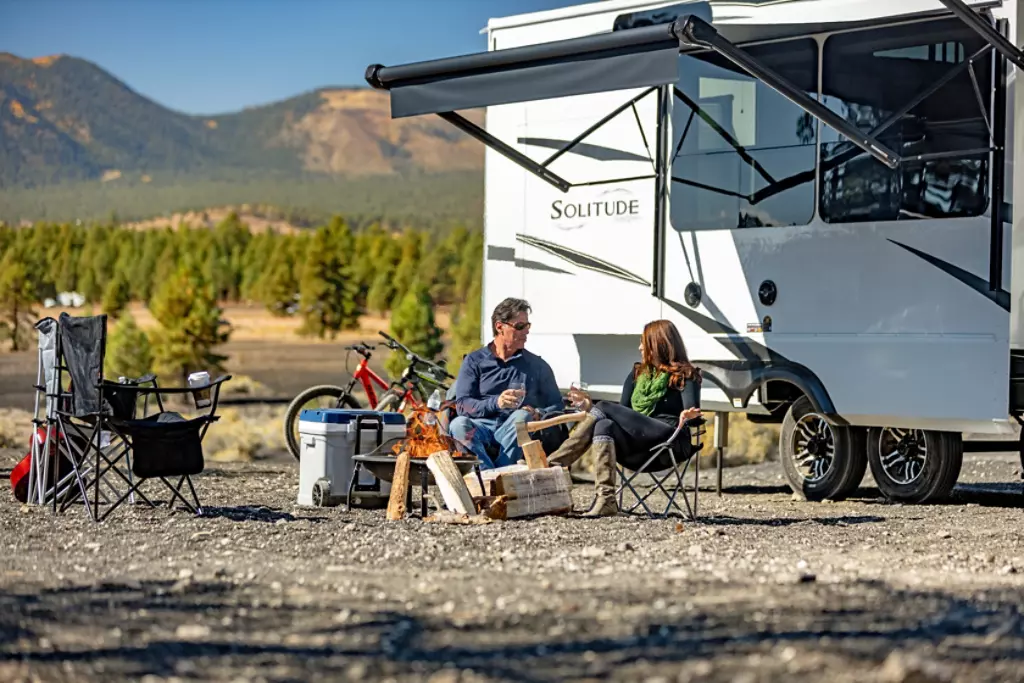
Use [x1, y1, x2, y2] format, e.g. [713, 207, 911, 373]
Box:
[221, 374, 271, 397]
[203, 404, 287, 462]
[0, 408, 34, 449]
[702, 413, 781, 466]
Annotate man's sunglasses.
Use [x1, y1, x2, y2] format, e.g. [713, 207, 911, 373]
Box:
[501, 321, 532, 331]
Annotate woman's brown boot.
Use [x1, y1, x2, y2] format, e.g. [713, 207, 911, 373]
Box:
[546, 414, 598, 470]
[583, 436, 619, 517]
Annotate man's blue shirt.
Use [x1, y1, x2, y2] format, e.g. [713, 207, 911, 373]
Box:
[454, 344, 563, 420]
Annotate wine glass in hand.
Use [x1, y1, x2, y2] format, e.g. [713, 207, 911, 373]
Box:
[569, 381, 591, 411]
[508, 381, 526, 409]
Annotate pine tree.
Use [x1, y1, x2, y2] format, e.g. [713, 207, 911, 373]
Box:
[388, 230, 422, 309]
[453, 230, 484, 299]
[366, 270, 395, 317]
[447, 275, 482, 377]
[132, 230, 168, 302]
[386, 280, 444, 380]
[148, 266, 231, 385]
[297, 218, 361, 338]
[104, 313, 153, 380]
[259, 246, 298, 316]
[0, 250, 36, 351]
[101, 270, 132, 318]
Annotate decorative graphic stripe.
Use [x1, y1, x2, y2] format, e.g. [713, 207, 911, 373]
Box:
[514, 234, 650, 286]
[486, 245, 571, 275]
[888, 239, 1010, 312]
[517, 137, 652, 164]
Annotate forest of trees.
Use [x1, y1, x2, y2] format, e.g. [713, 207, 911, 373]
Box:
[0, 212, 484, 385]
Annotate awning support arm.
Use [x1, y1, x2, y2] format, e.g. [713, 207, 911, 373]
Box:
[673, 87, 777, 185]
[437, 112, 572, 193]
[674, 16, 901, 169]
[824, 44, 992, 163]
[937, 0, 1024, 72]
[542, 87, 656, 168]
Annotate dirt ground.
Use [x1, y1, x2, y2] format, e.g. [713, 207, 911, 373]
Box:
[2, 444, 1024, 683]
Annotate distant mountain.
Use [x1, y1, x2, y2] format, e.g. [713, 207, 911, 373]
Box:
[0, 53, 484, 194]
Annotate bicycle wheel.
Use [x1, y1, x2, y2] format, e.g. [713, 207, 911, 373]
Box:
[376, 389, 406, 413]
[283, 385, 361, 460]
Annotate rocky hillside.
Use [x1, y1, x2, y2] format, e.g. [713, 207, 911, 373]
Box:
[0, 53, 483, 189]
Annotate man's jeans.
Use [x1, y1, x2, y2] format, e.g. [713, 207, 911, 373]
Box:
[448, 409, 531, 470]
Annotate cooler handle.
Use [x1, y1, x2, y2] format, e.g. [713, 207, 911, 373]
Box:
[354, 413, 385, 454]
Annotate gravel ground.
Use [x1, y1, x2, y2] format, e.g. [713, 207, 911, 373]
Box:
[2, 447, 1024, 683]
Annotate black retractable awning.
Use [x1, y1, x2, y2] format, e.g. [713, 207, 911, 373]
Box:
[368, 13, 902, 170]
[365, 22, 682, 118]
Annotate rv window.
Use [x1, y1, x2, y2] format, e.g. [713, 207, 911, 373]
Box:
[820, 19, 990, 223]
[670, 38, 818, 231]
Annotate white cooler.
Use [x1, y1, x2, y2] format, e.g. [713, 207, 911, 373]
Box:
[296, 409, 406, 507]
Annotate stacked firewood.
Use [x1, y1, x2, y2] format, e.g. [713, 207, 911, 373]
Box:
[384, 407, 573, 521]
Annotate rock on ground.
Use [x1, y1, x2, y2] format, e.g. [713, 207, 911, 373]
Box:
[2, 448, 1023, 682]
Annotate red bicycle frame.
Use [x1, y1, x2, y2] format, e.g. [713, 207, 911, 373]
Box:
[349, 355, 421, 409]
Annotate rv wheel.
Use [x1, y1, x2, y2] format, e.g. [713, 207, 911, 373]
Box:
[780, 396, 866, 501]
[867, 428, 962, 503]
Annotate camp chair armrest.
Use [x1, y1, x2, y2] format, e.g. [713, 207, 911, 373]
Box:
[109, 375, 232, 395]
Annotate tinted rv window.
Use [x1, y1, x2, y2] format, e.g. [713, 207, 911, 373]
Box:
[819, 19, 991, 223]
[670, 39, 818, 231]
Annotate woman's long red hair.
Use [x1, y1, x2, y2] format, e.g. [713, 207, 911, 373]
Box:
[634, 319, 700, 389]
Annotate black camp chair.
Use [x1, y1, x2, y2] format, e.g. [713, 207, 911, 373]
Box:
[615, 417, 706, 520]
[52, 312, 230, 522]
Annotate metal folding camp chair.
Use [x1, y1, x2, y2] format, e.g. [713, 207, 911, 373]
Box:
[616, 418, 706, 521]
[50, 312, 230, 521]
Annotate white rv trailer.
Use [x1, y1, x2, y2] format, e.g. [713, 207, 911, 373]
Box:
[367, 0, 1024, 503]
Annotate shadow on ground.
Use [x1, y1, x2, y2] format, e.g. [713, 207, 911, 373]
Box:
[2, 577, 1023, 682]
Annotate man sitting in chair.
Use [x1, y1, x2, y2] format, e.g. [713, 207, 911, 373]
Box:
[548, 319, 702, 517]
[449, 297, 564, 470]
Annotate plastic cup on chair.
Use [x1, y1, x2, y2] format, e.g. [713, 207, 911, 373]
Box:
[188, 371, 212, 408]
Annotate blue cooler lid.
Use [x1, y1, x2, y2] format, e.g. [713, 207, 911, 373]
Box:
[298, 408, 407, 425]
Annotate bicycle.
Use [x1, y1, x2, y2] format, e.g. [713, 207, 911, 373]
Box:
[283, 331, 454, 460]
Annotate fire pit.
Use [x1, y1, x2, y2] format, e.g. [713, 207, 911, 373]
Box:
[353, 453, 479, 484]
[346, 406, 484, 517]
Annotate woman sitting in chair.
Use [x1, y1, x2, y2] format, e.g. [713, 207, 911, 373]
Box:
[549, 319, 702, 517]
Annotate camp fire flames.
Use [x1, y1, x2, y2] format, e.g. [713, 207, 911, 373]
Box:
[392, 407, 459, 459]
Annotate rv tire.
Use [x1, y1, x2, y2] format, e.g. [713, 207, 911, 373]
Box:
[780, 396, 866, 501]
[867, 428, 962, 504]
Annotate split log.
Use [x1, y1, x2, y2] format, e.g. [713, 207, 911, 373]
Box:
[505, 492, 572, 519]
[521, 440, 548, 469]
[480, 492, 572, 520]
[425, 450, 475, 514]
[493, 466, 570, 498]
[386, 451, 411, 521]
[463, 463, 528, 497]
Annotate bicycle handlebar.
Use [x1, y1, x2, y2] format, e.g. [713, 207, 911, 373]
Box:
[344, 342, 376, 359]
[378, 331, 455, 381]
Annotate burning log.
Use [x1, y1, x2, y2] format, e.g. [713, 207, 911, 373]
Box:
[391, 407, 461, 459]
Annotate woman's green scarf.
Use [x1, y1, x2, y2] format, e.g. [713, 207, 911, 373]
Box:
[631, 370, 670, 416]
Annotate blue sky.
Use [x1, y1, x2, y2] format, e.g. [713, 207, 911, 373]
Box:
[0, 0, 583, 115]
